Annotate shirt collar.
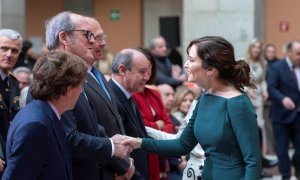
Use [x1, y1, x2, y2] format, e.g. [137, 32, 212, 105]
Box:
[47, 101, 61, 120]
[111, 78, 131, 99]
[87, 64, 93, 73]
[0, 69, 8, 81]
[285, 56, 293, 70]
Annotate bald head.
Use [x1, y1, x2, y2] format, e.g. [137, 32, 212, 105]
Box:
[287, 40, 300, 66]
[111, 48, 151, 93]
[112, 48, 148, 74]
[149, 36, 167, 57]
[86, 17, 106, 60]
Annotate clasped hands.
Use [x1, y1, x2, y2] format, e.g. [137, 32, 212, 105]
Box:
[111, 134, 142, 158]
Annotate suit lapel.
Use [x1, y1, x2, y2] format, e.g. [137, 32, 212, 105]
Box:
[35, 100, 71, 179]
[108, 80, 147, 137]
[86, 74, 119, 114]
[78, 93, 100, 136]
[86, 74, 125, 134]
[283, 59, 299, 90]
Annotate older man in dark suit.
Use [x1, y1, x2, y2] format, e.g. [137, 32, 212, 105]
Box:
[26, 12, 132, 180]
[0, 29, 22, 177]
[267, 40, 300, 180]
[108, 48, 151, 179]
[82, 17, 136, 179]
[3, 51, 87, 180]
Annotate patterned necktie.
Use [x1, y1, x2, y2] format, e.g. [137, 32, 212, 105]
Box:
[91, 67, 111, 101]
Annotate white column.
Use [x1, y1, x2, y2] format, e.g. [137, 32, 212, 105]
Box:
[182, 0, 258, 59]
[0, 0, 25, 37]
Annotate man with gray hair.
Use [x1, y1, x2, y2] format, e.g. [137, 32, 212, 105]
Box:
[25, 11, 132, 180]
[149, 36, 186, 88]
[108, 48, 151, 179]
[13, 66, 31, 90]
[0, 29, 22, 174]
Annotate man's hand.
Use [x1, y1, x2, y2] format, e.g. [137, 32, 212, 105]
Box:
[282, 97, 295, 110]
[115, 158, 135, 180]
[111, 134, 126, 144]
[111, 134, 132, 159]
[0, 158, 5, 174]
[172, 65, 181, 79]
[177, 74, 187, 82]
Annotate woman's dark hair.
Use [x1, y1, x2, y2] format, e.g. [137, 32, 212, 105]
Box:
[131, 47, 157, 85]
[186, 36, 255, 91]
[31, 51, 87, 100]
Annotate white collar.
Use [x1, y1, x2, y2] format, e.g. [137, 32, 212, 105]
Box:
[111, 78, 131, 99]
[47, 101, 61, 120]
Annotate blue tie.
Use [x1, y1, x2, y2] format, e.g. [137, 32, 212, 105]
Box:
[91, 67, 111, 101]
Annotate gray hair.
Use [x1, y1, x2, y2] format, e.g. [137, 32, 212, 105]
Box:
[13, 66, 32, 76]
[45, 11, 74, 50]
[149, 36, 164, 50]
[0, 29, 23, 47]
[13, 66, 32, 82]
[111, 52, 133, 74]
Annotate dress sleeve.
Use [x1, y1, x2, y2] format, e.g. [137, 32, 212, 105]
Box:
[228, 96, 262, 180]
[141, 100, 200, 156]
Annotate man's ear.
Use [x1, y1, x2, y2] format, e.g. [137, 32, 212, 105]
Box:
[58, 31, 69, 46]
[118, 64, 127, 76]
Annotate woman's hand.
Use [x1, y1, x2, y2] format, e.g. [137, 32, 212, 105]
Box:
[121, 136, 142, 150]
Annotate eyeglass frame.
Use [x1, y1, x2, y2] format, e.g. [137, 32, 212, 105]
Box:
[64, 30, 107, 43]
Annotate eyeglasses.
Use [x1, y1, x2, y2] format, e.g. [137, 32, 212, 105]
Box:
[65, 30, 95, 42]
[65, 30, 107, 43]
[94, 34, 108, 43]
[0, 46, 20, 55]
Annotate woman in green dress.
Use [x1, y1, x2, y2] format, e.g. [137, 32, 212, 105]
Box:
[123, 36, 262, 180]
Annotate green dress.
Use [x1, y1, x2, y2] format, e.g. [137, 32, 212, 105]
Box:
[142, 91, 261, 180]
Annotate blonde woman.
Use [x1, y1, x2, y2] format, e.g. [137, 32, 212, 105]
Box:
[172, 86, 195, 125]
[245, 39, 268, 128]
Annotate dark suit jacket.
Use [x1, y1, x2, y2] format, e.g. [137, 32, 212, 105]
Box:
[62, 93, 113, 180]
[108, 79, 149, 180]
[155, 57, 181, 88]
[84, 73, 130, 178]
[3, 100, 72, 180]
[0, 75, 20, 142]
[267, 58, 300, 124]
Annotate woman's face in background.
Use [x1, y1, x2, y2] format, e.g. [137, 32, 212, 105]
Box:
[179, 93, 194, 115]
[250, 42, 262, 60]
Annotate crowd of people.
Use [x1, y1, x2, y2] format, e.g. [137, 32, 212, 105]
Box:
[0, 10, 300, 180]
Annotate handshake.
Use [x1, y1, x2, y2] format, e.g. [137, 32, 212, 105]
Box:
[111, 134, 143, 159]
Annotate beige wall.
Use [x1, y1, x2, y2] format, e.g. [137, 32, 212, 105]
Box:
[94, 0, 143, 54]
[265, 0, 300, 58]
[26, 0, 64, 39]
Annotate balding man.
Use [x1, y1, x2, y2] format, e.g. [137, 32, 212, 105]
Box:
[27, 12, 132, 180]
[82, 17, 134, 179]
[108, 48, 151, 179]
[149, 36, 186, 88]
[267, 40, 300, 180]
